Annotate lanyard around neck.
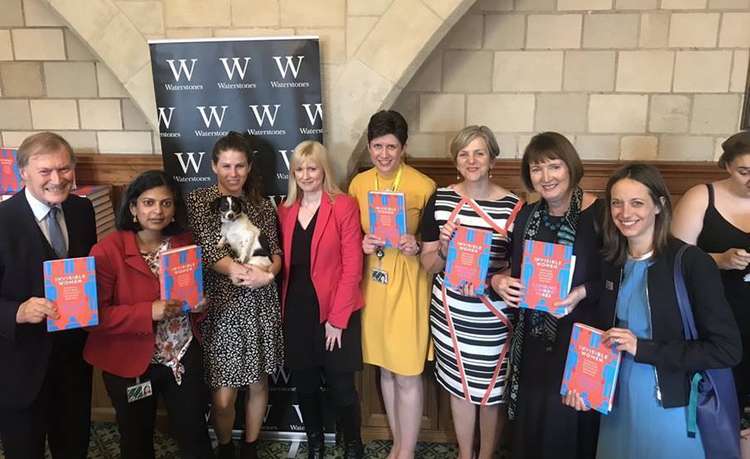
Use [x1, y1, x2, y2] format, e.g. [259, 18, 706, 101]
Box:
[374, 164, 404, 192]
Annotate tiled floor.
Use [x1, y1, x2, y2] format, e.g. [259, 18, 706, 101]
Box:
[0, 422, 464, 458]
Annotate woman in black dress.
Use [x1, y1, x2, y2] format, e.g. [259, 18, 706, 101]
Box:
[277, 141, 365, 459]
[491, 132, 603, 459]
[672, 131, 750, 412]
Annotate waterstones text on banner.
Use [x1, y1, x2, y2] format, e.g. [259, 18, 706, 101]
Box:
[149, 37, 324, 197]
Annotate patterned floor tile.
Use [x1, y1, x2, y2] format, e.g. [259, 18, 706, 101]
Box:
[1, 423, 464, 458]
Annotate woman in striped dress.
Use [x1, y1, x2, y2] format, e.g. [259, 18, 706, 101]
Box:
[421, 126, 522, 459]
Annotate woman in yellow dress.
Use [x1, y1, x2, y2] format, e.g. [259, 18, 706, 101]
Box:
[348, 110, 436, 459]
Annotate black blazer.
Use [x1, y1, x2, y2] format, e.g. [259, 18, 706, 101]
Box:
[597, 237, 742, 408]
[0, 190, 97, 409]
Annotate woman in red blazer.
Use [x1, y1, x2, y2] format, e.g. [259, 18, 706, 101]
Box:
[278, 141, 364, 459]
[83, 170, 212, 459]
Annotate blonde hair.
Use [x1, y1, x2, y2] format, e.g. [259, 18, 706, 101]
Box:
[283, 140, 342, 207]
[449, 125, 500, 163]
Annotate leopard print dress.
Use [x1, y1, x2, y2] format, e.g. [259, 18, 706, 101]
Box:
[186, 185, 283, 388]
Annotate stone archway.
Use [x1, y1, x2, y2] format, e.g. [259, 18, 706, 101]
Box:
[42, 0, 475, 176]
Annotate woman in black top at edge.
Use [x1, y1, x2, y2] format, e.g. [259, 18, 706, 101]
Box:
[672, 131, 750, 416]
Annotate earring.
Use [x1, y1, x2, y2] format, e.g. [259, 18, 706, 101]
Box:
[489, 170, 493, 179]
[456, 170, 461, 181]
[132, 214, 137, 223]
[171, 216, 176, 222]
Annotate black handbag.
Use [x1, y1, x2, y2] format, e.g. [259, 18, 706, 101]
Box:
[674, 244, 741, 459]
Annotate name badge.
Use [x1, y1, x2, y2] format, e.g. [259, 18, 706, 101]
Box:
[126, 378, 153, 403]
[371, 268, 389, 285]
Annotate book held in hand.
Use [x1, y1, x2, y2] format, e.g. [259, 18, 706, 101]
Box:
[560, 323, 622, 415]
[159, 245, 204, 312]
[519, 240, 576, 316]
[0, 148, 22, 194]
[444, 226, 493, 296]
[44, 256, 99, 331]
[368, 191, 407, 249]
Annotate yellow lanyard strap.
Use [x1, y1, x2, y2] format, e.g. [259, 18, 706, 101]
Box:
[374, 164, 404, 192]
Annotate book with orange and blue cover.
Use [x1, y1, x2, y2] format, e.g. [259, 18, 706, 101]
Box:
[519, 240, 576, 316]
[560, 323, 622, 415]
[368, 191, 406, 249]
[159, 245, 203, 312]
[44, 256, 99, 331]
[0, 148, 22, 194]
[444, 226, 493, 296]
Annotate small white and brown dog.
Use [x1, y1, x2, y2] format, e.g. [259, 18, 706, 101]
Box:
[213, 195, 272, 269]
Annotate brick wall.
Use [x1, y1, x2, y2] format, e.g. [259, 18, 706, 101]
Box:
[393, 0, 750, 161]
[0, 0, 748, 163]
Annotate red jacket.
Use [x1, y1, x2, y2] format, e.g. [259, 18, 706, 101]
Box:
[278, 193, 364, 329]
[83, 230, 201, 377]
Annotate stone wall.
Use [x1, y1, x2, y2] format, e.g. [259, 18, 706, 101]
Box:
[0, 0, 747, 171]
[395, 0, 750, 162]
[0, 0, 156, 153]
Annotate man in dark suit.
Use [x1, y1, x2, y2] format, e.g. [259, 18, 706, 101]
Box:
[0, 132, 97, 459]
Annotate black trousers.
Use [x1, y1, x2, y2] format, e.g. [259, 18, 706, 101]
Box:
[102, 341, 212, 459]
[292, 367, 360, 438]
[0, 335, 92, 459]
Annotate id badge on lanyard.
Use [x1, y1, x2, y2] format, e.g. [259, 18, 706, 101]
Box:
[126, 377, 153, 403]
[370, 165, 404, 285]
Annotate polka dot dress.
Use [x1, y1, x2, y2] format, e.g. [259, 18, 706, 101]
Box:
[186, 186, 283, 388]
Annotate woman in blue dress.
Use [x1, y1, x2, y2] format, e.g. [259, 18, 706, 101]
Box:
[564, 163, 742, 458]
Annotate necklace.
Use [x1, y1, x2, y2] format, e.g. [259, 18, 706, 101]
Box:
[136, 233, 167, 254]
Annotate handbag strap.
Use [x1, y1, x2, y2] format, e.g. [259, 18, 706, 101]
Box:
[674, 244, 703, 438]
[673, 244, 699, 341]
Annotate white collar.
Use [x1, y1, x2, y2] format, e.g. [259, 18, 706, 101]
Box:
[24, 188, 61, 222]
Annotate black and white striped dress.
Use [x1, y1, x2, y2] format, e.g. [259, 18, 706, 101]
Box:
[422, 187, 522, 405]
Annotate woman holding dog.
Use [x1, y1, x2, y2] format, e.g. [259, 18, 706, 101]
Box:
[563, 163, 741, 458]
[186, 132, 283, 459]
[348, 110, 436, 459]
[84, 170, 213, 459]
[278, 140, 365, 459]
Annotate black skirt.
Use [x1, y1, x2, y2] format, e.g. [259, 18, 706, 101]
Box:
[283, 213, 362, 372]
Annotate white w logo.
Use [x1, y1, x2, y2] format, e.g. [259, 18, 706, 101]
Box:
[249, 104, 280, 127]
[219, 57, 251, 80]
[272, 56, 304, 79]
[157, 107, 175, 129]
[263, 405, 272, 423]
[278, 150, 291, 172]
[270, 367, 292, 385]
[174, 152, 205, 174]
[301, 103, 323, 125]
[196, 106, 228, 128]
[165, 58, 198, 82]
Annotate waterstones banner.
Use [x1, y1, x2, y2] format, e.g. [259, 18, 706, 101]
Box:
[148, 37, 326, 440]
[148, 37, 324, 197]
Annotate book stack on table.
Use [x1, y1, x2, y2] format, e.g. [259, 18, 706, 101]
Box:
[71, 185, 116, 239]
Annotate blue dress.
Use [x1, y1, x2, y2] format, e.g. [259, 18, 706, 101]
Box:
[597, 256, 704, 459]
